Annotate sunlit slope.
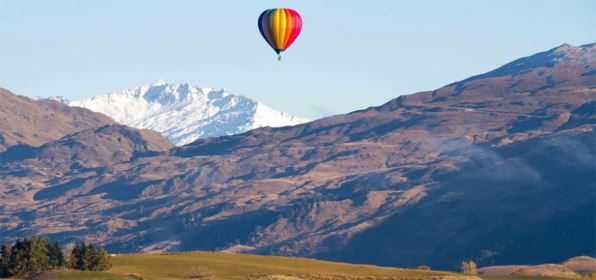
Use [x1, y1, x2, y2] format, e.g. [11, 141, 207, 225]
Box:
[34, 251, 464, 279]
[32, 254, 581, 280]
[108, 251, 459, 279]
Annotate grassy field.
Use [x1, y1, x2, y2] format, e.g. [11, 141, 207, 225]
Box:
[29, 270, 131, 280]
[479, 276, 573, 280]
[32, 250, 461, 280]
[29, 251, 585, 280]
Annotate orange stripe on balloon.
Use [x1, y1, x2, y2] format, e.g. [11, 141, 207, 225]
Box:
[281, 9, 294, 49]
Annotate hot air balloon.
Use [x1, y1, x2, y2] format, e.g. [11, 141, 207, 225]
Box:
[258, 8, 302, 61]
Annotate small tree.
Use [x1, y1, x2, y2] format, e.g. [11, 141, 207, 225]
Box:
[0, 241, 11, 277]
[83, 243, 96, 271]
[68, 241, 111, 272]
[69, 242, 83, 270]
[460, 261, 468, 274]
[460, 260, 477, 274]
[89, 244, 100, 271]
[26, 237, 50, 273]
[8, 239, 28, 276]
[469, 260, 477, 274]
[47, 241, 65, 268]
[93, 247, 112, 271]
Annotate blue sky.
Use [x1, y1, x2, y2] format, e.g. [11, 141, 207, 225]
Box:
[1, 0, 594, 119]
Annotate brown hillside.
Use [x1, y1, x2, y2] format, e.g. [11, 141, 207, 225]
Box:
[0, 88, 114, 151]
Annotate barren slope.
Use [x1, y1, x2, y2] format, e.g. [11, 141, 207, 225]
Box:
[0, 88, 114, 151]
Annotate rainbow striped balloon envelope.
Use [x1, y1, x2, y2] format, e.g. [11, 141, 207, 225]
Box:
[258, 8, 302, 60]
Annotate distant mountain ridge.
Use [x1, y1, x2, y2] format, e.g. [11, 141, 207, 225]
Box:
[66, 81, 308, 145]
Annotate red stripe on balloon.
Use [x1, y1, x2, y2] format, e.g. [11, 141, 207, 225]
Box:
[281, 9, 294, 50]
[284, 9, 302, 51]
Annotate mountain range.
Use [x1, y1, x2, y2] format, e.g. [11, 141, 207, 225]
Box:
[63, 81, 308, 145]
[0, 43, 594, 270]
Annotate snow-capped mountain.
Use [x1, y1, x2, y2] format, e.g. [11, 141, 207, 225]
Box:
[67, 80, 309, 145]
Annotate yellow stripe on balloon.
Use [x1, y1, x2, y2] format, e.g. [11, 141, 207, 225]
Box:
[272, 9, 279, 48]
[280, 9, 289, 49]
[275, 9, 287, 49]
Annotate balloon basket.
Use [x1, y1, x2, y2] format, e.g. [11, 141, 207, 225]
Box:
[277, 55, 282, 61]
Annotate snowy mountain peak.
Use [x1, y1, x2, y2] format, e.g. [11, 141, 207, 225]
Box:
[151, 79, 167, 86]
[69, 82, 309, 145]
[43, 96, 70, 103]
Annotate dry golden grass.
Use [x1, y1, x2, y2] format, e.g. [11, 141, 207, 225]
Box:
[107, 251, 458, 280]
[31, 252, 585, 280]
